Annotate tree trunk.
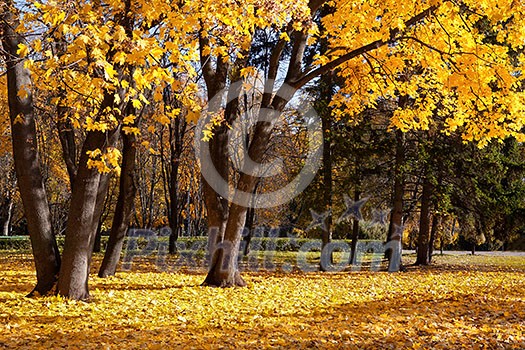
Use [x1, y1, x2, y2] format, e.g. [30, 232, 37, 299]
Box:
[202, 112, 276, 286]
[319, 96, 333, 271]
[57, 126, 119, 300]
[242, 203, 256, 256]
[57, 117, 78, 189]
[168, 116, 186, 254]
[2, 198, 14, 236]
[387, 129, 405, 244]
[99, 127, 138, 277]
[442, 218, 455, 254]
[2, 5, 61, 295]
[92, 220, 103, 253]
[349, 184, 361, 265]
[415, 176, 432, 265]
[428, 214, 440, 263]
[202, 201, 248, 287]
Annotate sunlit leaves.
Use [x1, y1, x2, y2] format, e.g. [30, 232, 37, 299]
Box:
[322, 0, 525, 145]
[0, 254, 523, 348]
[86, 147, 122, 175]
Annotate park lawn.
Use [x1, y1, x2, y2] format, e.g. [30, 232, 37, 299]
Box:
[0, 253, 523, 349]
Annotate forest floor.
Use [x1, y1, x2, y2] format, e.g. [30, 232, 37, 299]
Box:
[0, 252, 523, 349]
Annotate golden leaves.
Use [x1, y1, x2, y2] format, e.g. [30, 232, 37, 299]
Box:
[321, 0, 525, 145]
[16, 43, 29, 58]
[86, 147, 122, 175]
[0, 254, 524, 348]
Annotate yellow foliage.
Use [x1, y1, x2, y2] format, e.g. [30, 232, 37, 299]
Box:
[86, 147, 122, 175]
[0, 254, 523, 349]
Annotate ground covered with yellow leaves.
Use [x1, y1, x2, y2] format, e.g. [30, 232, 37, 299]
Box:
[0, 253, 524, 349]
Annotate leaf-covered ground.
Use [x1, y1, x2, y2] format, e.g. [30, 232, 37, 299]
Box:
[0, 253, 524, 349]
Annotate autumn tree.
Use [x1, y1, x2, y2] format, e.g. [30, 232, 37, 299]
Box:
[9, 0, 195, 299]
[1, 0, 61, 295]
[4, 0, 525, 296]
[197, 0, 525, 286]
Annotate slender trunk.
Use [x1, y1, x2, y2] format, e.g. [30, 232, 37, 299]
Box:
[57, 117, 78, 188]
[349, 182, 361, 265]
[242, 203, 256, 256]
[2, 198, 14, 236]
[2, 5, 61, 295]
[471, 242, 476, 255]
[415, 176, 432, 266]
[92, 220, 102, 253]
[319, 107, 333, 271]
[388, 130, 405, 241]
[146, 156, 157, 228]
[168, 116, 186, 254]
[386, 130, 405, 270]
[442, 218, 456, 254]
[99, 127, 137, 277]
[428, 214, 440, 263]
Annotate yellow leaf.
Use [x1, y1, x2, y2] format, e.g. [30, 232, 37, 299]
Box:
[17, 43, 29, 58]
[131, 99, 142, 109]
[279, 32, 290, 42]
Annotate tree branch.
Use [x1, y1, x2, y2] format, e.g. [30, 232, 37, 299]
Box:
[309, 0, 328, 13]
[198, 29, 215, 96]
[292, 5, 438, 89]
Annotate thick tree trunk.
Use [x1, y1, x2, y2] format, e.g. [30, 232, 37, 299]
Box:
[203, 115, 276, 286]
[99, 128, 137, 277]
[2, 5, 61, 295]
[57, 127, 118, 300]
[202, 201, 248, 287]
[415, 176, 432, 266]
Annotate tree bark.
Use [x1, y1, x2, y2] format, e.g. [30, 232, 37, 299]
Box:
[2, 4, 61, 295]
[99, 127, 137, 277]
[57, 117, 78, 188]
[202, 201, 248, 287]
[349, 189, 361, 265]
[2, 198, 14, 236]
[415, 176, 432, 265]
[203, 114, 277, 286]
[242, 204, 255, 256]
[428, 214, 440, 263]
[318, 88, 333, 270]
[168, 115, 186, 254]
[57, 126, 119, 299]
[387, 129, 405, 267]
